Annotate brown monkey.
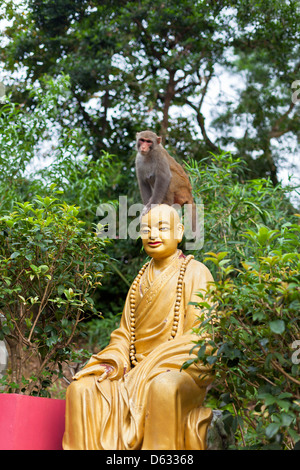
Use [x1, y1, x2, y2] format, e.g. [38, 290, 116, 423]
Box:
[135, 130, 198, 234]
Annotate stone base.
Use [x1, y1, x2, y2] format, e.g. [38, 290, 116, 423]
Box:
[207, 410, 235, 450]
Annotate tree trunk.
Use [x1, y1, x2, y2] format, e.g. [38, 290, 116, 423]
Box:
[5, 337, 24, 393]
[160, 70, 176, 143]
[263, 142, 279, 186]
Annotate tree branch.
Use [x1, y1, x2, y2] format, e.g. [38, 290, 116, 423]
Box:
[268, 101, 295, 139]
[186, 98, 219, 153]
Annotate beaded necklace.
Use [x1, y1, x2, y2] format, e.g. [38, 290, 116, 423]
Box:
[129, 253, 194, 366]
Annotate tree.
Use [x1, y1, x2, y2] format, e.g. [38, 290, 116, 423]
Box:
[214, 0, 300, 184]
[0, 75, 115, 395]
[0, 193, 109, 396]
[183, 153, 300, 449]
[1, 0, 299, 183]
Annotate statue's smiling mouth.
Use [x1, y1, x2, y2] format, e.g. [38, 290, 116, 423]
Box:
[148, 241, 162, 247]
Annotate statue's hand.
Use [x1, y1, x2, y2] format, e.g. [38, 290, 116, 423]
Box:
[96, 364, 114, 383]
[73, 363, 114, 382]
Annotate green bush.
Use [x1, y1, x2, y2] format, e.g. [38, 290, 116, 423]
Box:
[0, 190, 109, 396]
[81, 312, 121, 353]
[183, 153, 300, 449]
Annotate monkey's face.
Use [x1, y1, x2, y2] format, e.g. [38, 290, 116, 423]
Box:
[138, 137, 153, 155]
[136, 131, 161, 155]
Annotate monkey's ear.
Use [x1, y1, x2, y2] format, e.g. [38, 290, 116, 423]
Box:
[157, 136, 162, 144]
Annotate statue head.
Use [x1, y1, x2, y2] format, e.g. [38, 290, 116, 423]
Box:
[140, 204, 184, 260]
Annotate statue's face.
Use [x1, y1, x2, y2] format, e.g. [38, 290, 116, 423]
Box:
[140, 205, 184, 259]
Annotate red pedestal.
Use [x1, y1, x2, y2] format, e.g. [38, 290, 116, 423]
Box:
[0, 393, 66, 450]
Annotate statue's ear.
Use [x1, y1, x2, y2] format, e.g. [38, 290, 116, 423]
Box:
[176, 223, 184, 242]
[157, 136, 162, 145]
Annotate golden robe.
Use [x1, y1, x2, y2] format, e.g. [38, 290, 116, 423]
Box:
[63, 251, 214, 450]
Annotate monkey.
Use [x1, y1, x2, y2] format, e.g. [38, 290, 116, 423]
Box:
[135, 130, 199, 236]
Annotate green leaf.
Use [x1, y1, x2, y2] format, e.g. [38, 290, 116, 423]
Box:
[5, 219, 15, 228]
[57, 285, 65, 295]
[265, 423, 280, 439]
[206, 355, 218, 365]
[269, 320, 285, 334]
[39, 265, 49, 273]
[181, 359, 196, 370]
[289, 429, 300, 442]
[280, 413, 294, 427]
[253, 311, 266, 321]
[276, 400, 291, 412]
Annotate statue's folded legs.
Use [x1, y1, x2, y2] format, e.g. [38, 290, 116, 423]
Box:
[142, 370, 211, 450]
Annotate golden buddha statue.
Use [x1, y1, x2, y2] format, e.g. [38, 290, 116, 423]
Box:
[63, 204, 214, 450]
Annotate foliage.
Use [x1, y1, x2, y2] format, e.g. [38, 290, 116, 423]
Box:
[0, 98, 45, 212]
[81, 312, 121, 353]
[0, 74, 118, 215]
[1, 0, 299, 328]
[0, 192, 109, 396]
[182, 153, 300, 449]
[0, 2, 299, 447]
[0, 75, 123, 339]
[186, 151, 298, 268]
[0, 74, 139, 375]
[1, 0, 299, 183]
